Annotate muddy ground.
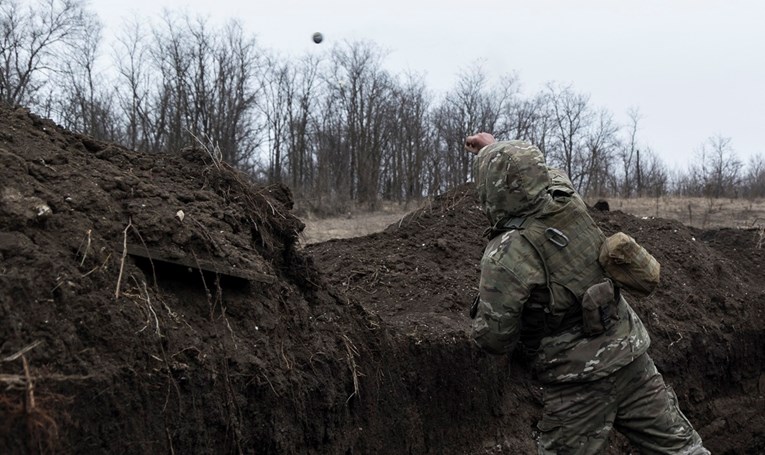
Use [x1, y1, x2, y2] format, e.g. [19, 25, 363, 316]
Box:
[0, 104, 763, 454]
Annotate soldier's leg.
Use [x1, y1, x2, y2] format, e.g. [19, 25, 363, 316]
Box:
[536, 377, 618, 455]
[613, 354, 709, 455]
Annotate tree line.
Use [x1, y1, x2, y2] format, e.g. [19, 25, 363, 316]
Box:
[2, 0, 763, 212]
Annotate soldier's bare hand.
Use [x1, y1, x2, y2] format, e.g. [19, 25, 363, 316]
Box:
[465, 132, 496, 155]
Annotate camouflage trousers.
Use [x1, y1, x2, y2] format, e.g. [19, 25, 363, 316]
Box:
[536, 353, 709, 455]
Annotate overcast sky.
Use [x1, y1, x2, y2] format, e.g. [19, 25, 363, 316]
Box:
[91, 0, 764, 170]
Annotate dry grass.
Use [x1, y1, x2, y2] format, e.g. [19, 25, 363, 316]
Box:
[302, 196, 765, 246]
[590, 197, 765, 229]
[300, 204, 414, 244]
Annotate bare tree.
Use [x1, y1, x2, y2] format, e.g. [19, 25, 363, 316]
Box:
[546, 83, 594, 192]
[113, 17, 152, 151]
[285, 55, 321, 195]
[691, 135, 743, 198]
[582, 108, 619, 197]
[53, 13, 118, 140]
[743, 153, 765, 198]
[210, 20, 263, 169]
[259, 55, 291, 183]
[259, 53, 322, 190]
[618, 107, 641, 197]
[0, 0, 89, 106]
[637, 148, 668, 198]
[313, 90, 346, 210]
[148, 12, 192, 154]
[502, 91, 553, 156]
[323, 40, 395, 208]
[382, 71, 431, 201]
[431, 65, 516, 192]
[112, 13, 262, 166]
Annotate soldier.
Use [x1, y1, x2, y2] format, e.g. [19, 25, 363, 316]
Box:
[464, 133, 709, 454]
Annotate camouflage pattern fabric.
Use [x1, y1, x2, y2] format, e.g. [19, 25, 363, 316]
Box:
[536, 354, 709, 455]
[471, 141, 649, 383]
[474, 140, 551, 226]
[547, 167, 576, 194]
[470, 140, 708, 453]
[472, 224, 651, 383]
[472, 227, 545, 355]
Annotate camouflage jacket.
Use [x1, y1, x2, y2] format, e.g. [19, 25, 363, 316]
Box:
[471, 141, 650, 383]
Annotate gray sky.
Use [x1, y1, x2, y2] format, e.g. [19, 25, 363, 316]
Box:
[92, 0, 764, 170]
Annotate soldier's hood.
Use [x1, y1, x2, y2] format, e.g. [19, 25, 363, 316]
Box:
[475, 140, 551, 226]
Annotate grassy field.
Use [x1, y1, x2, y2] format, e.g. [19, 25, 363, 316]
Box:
[301, 196, 765, 245]
[600, 196, 765, 229]
[300, 205, 413, 244]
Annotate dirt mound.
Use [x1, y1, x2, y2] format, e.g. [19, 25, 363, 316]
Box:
[0, 105, 378, 454]
[309, 186, 765, 454]
[1, 103, 763, 455]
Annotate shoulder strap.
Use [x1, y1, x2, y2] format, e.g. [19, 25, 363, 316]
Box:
[519, 222, 555, 309]
[484, 216, 528, 240]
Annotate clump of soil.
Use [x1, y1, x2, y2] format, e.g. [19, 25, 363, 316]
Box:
[1, 103, 763, 455]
